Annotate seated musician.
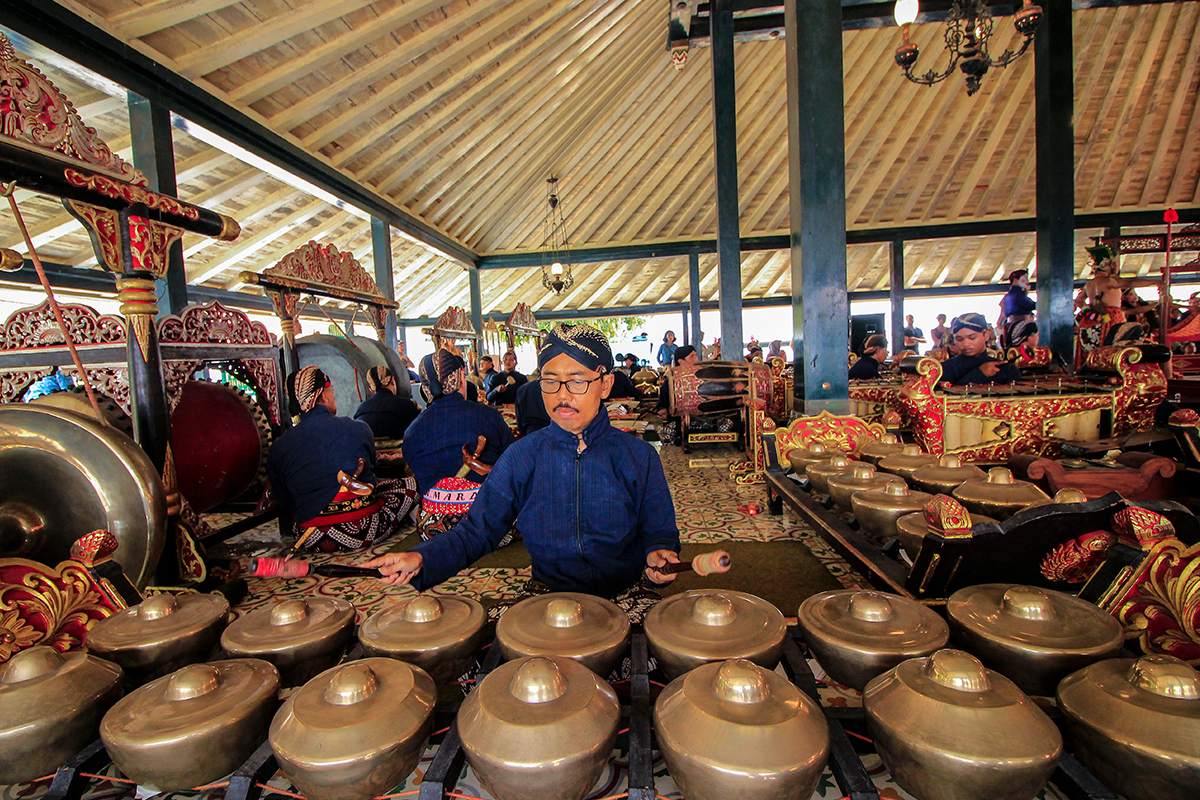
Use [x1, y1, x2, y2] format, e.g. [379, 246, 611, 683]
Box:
[1006, 320, 1039, 361]
[365, 323, 681, 623]
[266, 367, 418, 552]
[354, 366, 420, 439]
[849, 340, 887, 380]
[940, 312, 1022, 387]
[485, 350, 528, 405]
[402, 349, 514, 540]
[654, 345, 700, 444]
[608, 364, 641, 400]
[514, 378, 550, 436]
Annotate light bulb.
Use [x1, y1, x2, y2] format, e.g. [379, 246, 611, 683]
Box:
[551, 261, 564, 276]
[894, 0, 919, 26]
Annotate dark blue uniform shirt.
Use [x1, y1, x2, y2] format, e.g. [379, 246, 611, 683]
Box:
[402, 392, 513, 496]
[486, 370, 527, 404]
[354, 386, 420, 439]
[266, 406, 377, 524]
[941, 353, 1022, 386]
[411, 410, 681, 598]
[515, 379, 551, 436]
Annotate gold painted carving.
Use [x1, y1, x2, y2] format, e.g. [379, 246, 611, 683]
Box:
[63, 168, 199, 220]
[0, 558, 119, 662]
[0, 33, 145, 185]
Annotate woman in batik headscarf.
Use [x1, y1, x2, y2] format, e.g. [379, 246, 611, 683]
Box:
[401, 348, 514, 541]
[264, 366, 418, 552]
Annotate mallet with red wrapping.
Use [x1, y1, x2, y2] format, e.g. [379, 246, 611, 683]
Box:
[248, 557, 382, 579]
[655, 550, 732, 576]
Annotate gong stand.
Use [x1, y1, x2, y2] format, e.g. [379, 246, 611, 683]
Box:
[241, 240, 399, 388]
[499, 301, 543, 354]
[422, 305, 482, 367]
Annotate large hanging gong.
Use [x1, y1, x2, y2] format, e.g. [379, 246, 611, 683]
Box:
[0, 405, 167, 588]
[297, 334, 413, 415]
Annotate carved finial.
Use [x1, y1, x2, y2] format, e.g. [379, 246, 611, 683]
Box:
[923, 495, 973, 538]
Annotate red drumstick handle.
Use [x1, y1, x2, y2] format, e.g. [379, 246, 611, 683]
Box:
[249, 557, 382, 578]
[658, 551, 732, 576]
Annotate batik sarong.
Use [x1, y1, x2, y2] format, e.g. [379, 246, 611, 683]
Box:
[294, 477, 418, 552]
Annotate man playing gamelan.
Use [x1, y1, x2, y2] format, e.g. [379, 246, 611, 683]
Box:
[266, 366, 418, 552]
[365, 322, 682, 623]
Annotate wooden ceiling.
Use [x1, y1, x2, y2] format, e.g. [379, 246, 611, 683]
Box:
[4, 0, 1199, 320]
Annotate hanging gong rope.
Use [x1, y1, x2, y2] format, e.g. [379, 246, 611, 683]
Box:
[2, 181, 106, 424]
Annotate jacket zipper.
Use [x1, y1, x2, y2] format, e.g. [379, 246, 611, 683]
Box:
[574, 449, 585, 571]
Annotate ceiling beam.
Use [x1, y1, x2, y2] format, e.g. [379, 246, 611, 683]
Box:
[3, 2, 477, 266]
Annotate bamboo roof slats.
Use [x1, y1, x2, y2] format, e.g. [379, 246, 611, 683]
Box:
[0, 1, 1194, 319]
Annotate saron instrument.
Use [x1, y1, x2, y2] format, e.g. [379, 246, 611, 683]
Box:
[1057, 655, 1200, 800]
[270, 659, 436, 800]
[643, 590, 786, 680]
[86, 592, 230, 686]
[797, 590, 949, 691]
[654, 659, 830, 800]
[358, 595, 486, 685]
[221, 598, 355, 687]
[864, 649, 1062, 800]
[947, 584, 1124, 697]
[0, 646, 124, 784]
[495, 593, 629, 677]
[457, 656, 620, 800]
[100, 659, 280, 791]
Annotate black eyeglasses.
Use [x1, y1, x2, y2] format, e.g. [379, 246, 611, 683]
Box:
[538, 376, 604, 395]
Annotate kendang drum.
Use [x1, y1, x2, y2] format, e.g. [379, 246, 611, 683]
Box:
[457, 656, 620, 800]
[947, 584, 1124, 697]
[667, 361, 770, 418]
[654, 659, 830, 800]
[0, 404, 166, 588]
[1057, 655, 1200, 800]
[101, 659, 280, 791]
[495, 593, 629, 677]
[358, 594, 486, 684]
[221, 598, 355, 687]
[0, 646, 124, 784]
[864, 649, 1062, 800]
[270, 659, 436, 800]
[170, 380, 271, 512]
[797, 591, 949, 691]
[86, 592, 230, 687]
[643, 590, 787, 680]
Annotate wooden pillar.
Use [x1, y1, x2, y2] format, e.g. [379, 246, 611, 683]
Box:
[688, 253, 703, 353]
[1035, 0, 1075, 368]
[371, 217, 398, 350]
[127, 93, 187, 318]
[890, 239, 906, 353]
[786, 0, 850, 413]
[711, 1, 744, 359]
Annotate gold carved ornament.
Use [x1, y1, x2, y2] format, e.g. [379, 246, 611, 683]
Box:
[0, 556, 122, 663]
[773, 410, 887, 465]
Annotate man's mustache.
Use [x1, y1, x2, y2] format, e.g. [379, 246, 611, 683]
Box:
[554, 402, 577, 413]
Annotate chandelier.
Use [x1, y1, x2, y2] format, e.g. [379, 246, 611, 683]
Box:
[893, 0, 1042, 96]
[540, 177, 574, 295]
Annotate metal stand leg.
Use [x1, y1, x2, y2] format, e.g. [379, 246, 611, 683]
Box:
[418, 637, 505, 800]
[1051, 753, 1119, 800]
[45, 739, 111, 800]
[225, 740, 279, 800]
[627, 632, 655, 800]
[780, 632, 880, 800]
